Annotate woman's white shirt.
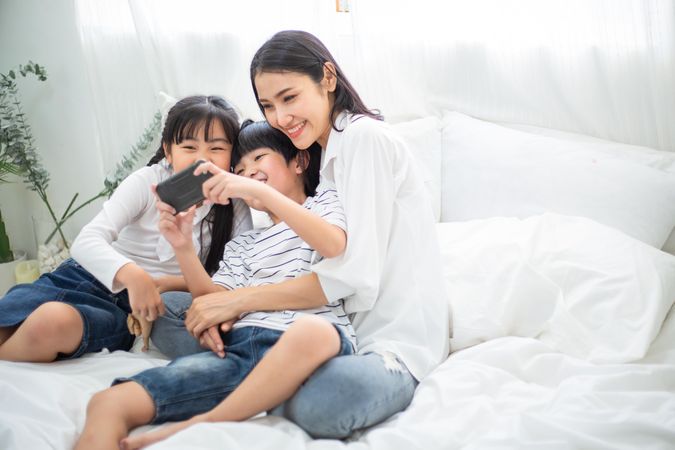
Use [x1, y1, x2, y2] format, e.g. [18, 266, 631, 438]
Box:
[70, 162, 252, 292]
[312, 113, 451, 381]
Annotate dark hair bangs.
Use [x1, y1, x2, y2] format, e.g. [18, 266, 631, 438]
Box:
[170, 106, 238, 148]
[232, 120, 299, 169]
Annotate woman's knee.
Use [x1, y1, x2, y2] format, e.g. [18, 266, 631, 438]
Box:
[277, 354, 418, 439]
[278, 358, 366, 438]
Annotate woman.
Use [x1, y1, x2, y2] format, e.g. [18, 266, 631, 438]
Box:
[166, 30, 451, 438]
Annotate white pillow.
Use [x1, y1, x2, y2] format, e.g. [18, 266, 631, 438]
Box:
[392, 116, 442, 221]
[438, 214, 675, 363]
[440, 111, 675, 249]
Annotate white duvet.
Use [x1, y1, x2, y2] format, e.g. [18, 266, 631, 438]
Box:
[1, 214, 674, 450]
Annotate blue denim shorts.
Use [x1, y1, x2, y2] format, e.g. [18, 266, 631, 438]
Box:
[0, 258, 134, 359]
[113, 324, 355, 424]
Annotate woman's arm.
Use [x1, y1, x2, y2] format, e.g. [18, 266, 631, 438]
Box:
[311, 122, 403, 313]
[185, 273, 327, 337]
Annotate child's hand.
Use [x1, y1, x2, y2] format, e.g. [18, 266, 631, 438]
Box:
[125, 267, 166, 322]
[198, 325, 227, 358]
[195, 161, 266, 208]
[154, 185, 197, 251]
[185, 290, 244, 338]
[127, 313, 153, 352]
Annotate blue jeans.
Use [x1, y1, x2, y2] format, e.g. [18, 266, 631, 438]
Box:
[152, 291, 419, 439]
[114, 325, 354, 424]
[151, 291, 206, 358]
[269, 352, 418, 438]
[0, 258, 134, 359]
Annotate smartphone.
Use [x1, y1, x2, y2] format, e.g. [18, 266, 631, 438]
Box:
[155, 160, 213, 213]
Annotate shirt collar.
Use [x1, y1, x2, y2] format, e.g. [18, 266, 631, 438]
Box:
[321, 111, 352, 172]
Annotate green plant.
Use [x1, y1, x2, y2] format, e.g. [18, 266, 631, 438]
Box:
[0, 158, 21, 262]
[1, 62, 69, 250]
[0, 144, 22, 263]
[0, 61, 162, 255]
[42, 110, 162, 244]
[0, 63, 44, 262]
[0, 209, 13, 263]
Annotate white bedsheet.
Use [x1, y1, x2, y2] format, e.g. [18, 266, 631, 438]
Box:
[1, 215, 674, 450]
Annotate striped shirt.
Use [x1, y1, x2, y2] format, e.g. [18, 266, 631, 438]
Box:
[212, 188, 356, 350]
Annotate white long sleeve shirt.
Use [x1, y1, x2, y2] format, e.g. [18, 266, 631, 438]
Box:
[70, 162, 252, 292]
[312, 113, 451, 381]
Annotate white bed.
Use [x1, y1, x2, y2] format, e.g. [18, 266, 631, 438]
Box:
[2, 112, 675, 450]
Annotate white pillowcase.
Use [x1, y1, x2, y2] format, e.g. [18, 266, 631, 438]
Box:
[437, 214, 675, 363]
[392, 116, 442, 221]
[441, 111, 675, 249]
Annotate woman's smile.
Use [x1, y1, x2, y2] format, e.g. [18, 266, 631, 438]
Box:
[285, 120, 306, 139]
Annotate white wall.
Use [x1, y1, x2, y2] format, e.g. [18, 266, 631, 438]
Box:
[0, 0, 104, 258]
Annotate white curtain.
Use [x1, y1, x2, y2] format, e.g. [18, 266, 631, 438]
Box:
[75, 0, 675, 158]
[350, 0, 675, 151]
[74, 0, 341, 172]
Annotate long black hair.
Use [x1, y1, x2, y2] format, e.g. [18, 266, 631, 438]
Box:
[233, 119, 321, 197]
[147, 95, 239, 275]
[249, 30, 382, 132]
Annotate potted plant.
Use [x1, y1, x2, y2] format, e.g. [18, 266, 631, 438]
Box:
[0, 159, 21, 263]
[1, 61, 162, 274]
[0, 129, 26, 293]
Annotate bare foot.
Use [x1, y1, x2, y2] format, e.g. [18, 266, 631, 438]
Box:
[120, 417, 203, 450]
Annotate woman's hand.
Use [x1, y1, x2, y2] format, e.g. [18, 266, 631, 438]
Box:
[195, 162, 267, 210]
[185, 289, 248, 338]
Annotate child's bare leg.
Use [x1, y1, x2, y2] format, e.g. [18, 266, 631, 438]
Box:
[0, 302, 83, 362]
[0, 325, 17, 346]
[75, 381, 155, 450]
[121, 316, 341, 449]
[218, 316, 342, 417]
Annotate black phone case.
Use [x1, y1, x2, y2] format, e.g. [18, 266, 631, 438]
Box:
[155, 160, 213, 213]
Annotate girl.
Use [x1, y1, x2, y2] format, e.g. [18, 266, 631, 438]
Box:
[183, 30, 451, 438]
[75, 120, 356, 450]
[0, 95, 251, 362]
